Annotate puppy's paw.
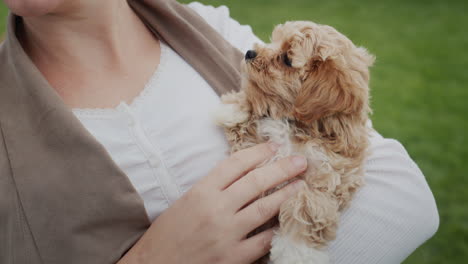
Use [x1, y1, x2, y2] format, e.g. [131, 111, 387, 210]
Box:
[269, 233, 330, 264]
[220, 91, 246, 105]
[214, 103, 250, 128]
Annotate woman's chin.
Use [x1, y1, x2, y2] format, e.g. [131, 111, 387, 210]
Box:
[4, 0, 66, 17]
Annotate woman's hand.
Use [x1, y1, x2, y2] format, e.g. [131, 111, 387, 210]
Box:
[119, 143, 307, 264]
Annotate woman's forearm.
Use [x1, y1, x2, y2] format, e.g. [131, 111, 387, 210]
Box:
[328, 130, 439, 263]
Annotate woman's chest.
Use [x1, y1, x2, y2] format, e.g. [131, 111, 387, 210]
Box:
[73, 44, 230, 221]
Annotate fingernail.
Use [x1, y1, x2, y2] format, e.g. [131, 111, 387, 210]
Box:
[268, 142, 280, 152]
[291, 156, 307, 170]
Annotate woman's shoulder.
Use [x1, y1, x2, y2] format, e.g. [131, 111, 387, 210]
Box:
[185, 1, 264, 52]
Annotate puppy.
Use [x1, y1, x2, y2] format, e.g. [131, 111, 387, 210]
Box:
[216, 21, 375, 263]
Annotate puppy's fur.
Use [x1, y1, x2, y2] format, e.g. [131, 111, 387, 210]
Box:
[216, 21, 375, 263]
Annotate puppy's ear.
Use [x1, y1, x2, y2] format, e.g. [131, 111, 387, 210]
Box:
[286, 27, 316, 68]
[293, 47, 372, 123]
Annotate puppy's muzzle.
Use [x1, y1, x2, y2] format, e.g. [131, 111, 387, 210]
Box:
[245, 50, 257, 61]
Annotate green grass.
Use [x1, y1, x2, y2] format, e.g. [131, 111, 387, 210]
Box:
[1, 0, 467, 263]
[0, 2, 6, 40]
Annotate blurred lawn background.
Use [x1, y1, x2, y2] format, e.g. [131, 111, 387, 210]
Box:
[1, 0, 466, 263]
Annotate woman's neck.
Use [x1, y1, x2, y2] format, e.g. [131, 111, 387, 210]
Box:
[16, 0, 162, 109]
[19, 0, 155, 73]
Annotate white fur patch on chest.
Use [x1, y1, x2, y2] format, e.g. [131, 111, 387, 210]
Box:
[257, 118, 342, 192]
[257, 118, 328, 165]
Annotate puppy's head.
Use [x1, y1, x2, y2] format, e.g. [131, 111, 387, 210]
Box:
[242, 21, 375, 124]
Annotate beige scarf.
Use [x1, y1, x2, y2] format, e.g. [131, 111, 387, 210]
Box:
[0, 0, 243, 263]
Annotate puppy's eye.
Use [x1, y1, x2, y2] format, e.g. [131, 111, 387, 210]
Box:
[283, 53, 292, 67]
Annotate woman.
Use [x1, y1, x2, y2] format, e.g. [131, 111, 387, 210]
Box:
[0, 0, 439, 263]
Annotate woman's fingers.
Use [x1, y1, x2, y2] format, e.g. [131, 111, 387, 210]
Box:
[201, 143, 279, 190]
[235, 180, 306, 236]
[225, 156, 307, 210]
[234, 228, 276, 264]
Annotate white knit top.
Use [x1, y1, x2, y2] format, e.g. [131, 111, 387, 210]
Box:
[72, 2, 439, 263]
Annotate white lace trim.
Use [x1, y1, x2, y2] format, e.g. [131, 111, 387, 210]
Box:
[72, 41, 169, 117]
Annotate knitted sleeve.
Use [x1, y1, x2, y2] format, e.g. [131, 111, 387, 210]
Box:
[329, 130, 439, 263]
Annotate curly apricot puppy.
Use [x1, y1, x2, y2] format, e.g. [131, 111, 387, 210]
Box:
[216, 21, 375, 264]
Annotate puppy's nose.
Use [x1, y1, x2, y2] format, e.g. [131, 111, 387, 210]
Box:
[245, 50, 257, 60]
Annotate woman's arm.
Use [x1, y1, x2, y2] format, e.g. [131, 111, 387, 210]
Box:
[329, 129, 439, 263]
